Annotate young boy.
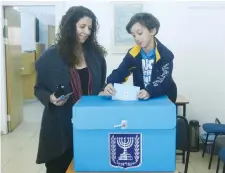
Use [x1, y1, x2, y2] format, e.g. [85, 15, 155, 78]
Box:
[104, 12, 177, 103]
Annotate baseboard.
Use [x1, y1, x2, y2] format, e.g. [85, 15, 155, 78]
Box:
[23, 98, 38, 104]
[1, 130, 7, 135]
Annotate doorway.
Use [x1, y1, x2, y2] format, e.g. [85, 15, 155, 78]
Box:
[2, 5, 56, 133]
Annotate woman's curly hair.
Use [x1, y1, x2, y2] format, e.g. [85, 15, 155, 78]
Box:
[55, 6, 107, 67]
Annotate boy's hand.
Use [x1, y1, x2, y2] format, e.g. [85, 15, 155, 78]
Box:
[98, 91, 105, 96]
[137, 89, 150, 100]
[104, 83, 116, 96]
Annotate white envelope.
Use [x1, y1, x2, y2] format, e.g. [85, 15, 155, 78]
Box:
[112, 83, 140, 101]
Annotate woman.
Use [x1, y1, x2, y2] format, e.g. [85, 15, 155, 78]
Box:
[104, 12, 177, 103]
[34, 6, 107, 173]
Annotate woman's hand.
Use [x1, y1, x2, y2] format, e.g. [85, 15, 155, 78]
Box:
[104, 83, 116, 96]
[98, 91, 105, 96]
[50, 93, 68, 106]
[137, 89, 150, 100]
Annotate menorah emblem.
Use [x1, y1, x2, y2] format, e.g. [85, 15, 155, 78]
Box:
[109, 133, 142, 169]
[117, 137, 134, 161]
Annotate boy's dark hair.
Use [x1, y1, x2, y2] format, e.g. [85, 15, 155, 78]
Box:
[126, 12, 160, 35]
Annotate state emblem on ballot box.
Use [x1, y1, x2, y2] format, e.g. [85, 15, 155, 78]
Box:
[109, 133, 142, 169]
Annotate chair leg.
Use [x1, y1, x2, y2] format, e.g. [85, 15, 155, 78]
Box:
[182, 150, 185, 164]
[216, 157, 220, 173]
[184, 151, 190, 173]
[202, 133, 209, 158]
[208, 134, 217, 169]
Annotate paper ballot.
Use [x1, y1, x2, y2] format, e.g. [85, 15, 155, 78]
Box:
[112, 83, 140, 101]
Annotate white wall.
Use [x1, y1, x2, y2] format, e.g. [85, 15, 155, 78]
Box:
[0, 4, 8, 134]
[19, 6, 55, 51]
[20, 11, 36, 51]
[58, 1, 225, 131]
[21, 6, 55, 50]
[39, 14, 55, 49]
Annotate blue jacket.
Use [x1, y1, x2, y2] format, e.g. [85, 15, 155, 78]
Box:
[107, 38, 177, 103]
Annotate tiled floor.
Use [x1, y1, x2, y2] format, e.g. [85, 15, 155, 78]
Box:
[1, 100, 224, 173]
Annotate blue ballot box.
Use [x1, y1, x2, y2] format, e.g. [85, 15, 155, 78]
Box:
[72, 96, 176, 172]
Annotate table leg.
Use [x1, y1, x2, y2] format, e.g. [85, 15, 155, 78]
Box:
[183, 104, 186, 117]
[182, 150, 186, 164]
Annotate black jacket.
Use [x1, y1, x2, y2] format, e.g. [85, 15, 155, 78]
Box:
[34, 45, 106, 164]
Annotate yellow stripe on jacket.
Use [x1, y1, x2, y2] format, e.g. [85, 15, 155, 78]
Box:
[129, 41, 161, 62]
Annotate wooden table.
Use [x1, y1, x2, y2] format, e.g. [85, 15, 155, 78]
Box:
[175, 94, 189, 117]
[66, 160, 74, 173]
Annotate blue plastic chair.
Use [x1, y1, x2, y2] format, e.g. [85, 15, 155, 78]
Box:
[216, 148, 225, 173]
[202, 118, 225, 169]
